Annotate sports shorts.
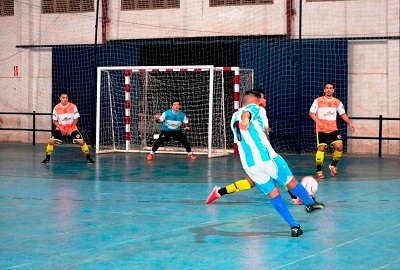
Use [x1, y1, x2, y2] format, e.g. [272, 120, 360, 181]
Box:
[245, 155, 293, 195]
[316, 130, 342, 148]
[51, 130, 84, 144]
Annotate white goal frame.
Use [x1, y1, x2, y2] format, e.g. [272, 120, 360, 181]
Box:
[96, 65, 244, 158]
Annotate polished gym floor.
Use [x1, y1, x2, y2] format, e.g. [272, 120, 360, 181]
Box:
[1, 143, 399, 269]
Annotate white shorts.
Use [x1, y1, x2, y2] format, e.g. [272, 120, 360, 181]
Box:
[245, 155, 293, 195]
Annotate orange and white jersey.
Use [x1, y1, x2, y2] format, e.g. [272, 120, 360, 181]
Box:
[309, 96, 346, 133]
[52, 102, 80, 132]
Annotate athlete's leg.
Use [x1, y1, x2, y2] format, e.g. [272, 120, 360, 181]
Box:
[268, 187, 301, 231]
[286, 178, 315, 206]
[205, 175, 254, 204]
[316, 145, 326, 170]
[218, 175, 254, 196]
[151, 131, 168, 153]
[41, 130, 62, 164]
[147, 131, 169, 160]
[71, 131, 93, 163]
[328, 140, 343, 176]
[175, 131, 192, 153]
[331, 141, 343, 167]
[44, 139, 57, 159]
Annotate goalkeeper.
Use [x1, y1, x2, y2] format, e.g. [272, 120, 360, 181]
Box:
[41, 92, 94, 164]
[147, 99, 197, 161]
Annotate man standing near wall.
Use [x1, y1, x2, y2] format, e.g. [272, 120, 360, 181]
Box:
[41, 92, 94, 164]
[309, 82, 355, 179]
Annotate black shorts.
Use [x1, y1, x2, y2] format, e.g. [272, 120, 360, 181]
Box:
[51, 130, 84, 144]
[159, 130, 186, 142]
[316, 130, 342, 148]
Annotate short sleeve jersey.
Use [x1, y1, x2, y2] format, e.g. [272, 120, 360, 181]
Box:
[231, 104, 278, 169]
[159, 109, 188, 132]
[259, 107, 269, 130]
[52, 102, 80, 132]
[309, 96, 346, 133]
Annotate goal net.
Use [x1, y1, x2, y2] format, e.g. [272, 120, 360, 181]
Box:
[96, 66, 254, 157]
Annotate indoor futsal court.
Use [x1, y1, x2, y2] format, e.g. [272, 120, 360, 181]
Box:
[1, 143, 399, 270]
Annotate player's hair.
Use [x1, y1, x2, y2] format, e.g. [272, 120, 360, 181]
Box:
[252, 88, 264, 94]
[244, 90, 262, 98]
[171, 99, 180, 105]
[324, 82, 335, 88]
[252, 88, 265, 97]
[59, 91, 68, 97]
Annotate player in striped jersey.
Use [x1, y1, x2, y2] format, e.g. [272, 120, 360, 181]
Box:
[309, 82, 355, 179]
[209, 90, 324, 237]
[41, 92, 94, 164]
[205, 90, 304, 205]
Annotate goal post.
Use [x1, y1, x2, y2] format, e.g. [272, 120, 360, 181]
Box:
[96, 65, 253, 158]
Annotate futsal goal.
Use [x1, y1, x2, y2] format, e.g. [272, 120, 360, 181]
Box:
[96, 65, 253, 157]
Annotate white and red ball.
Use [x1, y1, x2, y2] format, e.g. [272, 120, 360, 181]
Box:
[301, 176, 319, 196]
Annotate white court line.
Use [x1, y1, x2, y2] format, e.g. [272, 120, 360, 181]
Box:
[8, 212, 274, 268]
[270, 223, 400, 270]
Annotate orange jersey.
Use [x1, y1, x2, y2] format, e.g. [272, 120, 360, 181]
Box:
[309, 96, 346, 133]
[52, 102, 80, 132]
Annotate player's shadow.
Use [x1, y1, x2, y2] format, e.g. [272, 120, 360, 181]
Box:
[188, 222, 291, 243]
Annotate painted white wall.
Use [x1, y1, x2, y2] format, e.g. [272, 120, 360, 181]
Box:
[109, 1, 287, 39]
[0, 0, 399, 155]
[348, 40, 399, 156]
[295, 0, 392, 38]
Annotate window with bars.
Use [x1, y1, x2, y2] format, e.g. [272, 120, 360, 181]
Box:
[210, 0, 273, 7]
[0, 0, 13, 16]
[42, 0, 94, 14]
[121, 0, 180, 10]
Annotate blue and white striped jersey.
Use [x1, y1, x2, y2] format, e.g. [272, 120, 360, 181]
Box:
[231, 103, 278, 169]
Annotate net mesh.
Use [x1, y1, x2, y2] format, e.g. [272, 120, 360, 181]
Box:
[97, 67, 254, 156]
[1, 1, 399, 155]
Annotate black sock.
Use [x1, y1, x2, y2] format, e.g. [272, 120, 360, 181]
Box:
[218, 187, 228, 196]
[287, 190, 297, 199]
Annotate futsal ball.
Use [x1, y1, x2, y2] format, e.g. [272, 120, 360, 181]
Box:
[301, 176, 319, 196]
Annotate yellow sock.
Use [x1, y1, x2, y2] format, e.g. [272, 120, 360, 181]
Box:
[332, 150, 342, 161]
[226, 179, 252, 194]
[46, 144, 54, 156]
[316, 150, 325, 165]
[81, 143, 90, 156]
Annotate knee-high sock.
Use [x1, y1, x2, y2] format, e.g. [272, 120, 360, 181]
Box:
[81, 143, 90, 156]
[332, 150, 342, 166]
[289, 182, 315, 206]
[46, 144, 54, 158]
[218, 179, 251, 196]
[285, 185, 298, 199]
[316, 150, 325, 171]
[271, 194, 299, 228]
[226, 179, 252, 193]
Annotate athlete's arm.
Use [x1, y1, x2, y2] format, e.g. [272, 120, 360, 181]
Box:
[239, 112, 251, 130]
[309, 111, 324, 131]
[53, 119, 67, 135]
[67, 119, 79, 135]
[183, 115, 190, 130]
[340, 113, 355, 132]
[156, 112, 166, 123]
